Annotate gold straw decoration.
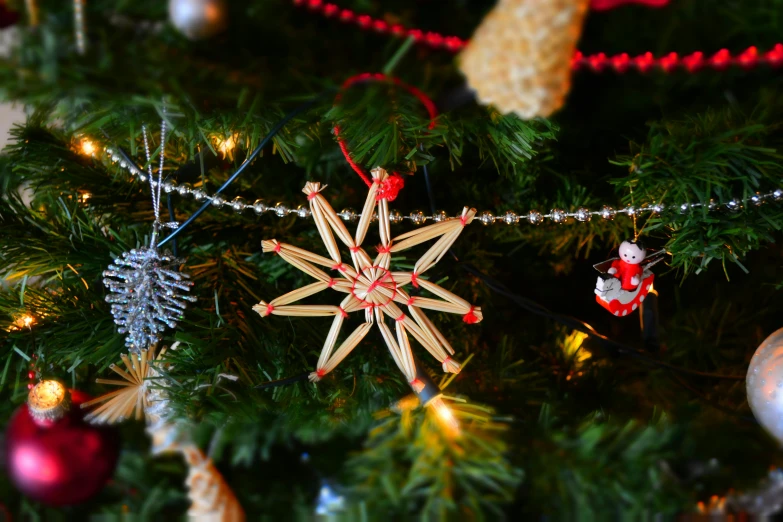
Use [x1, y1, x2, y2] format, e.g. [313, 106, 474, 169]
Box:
[82, 344, 245, 521]
[255, 168, 482, 387]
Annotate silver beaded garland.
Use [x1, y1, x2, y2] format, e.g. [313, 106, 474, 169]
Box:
[527, 210, 543, 225]
[168, 0, 227, 40]
[252, 199, 267, 215]
[575, 207, 591, 222]
[478, 211, 495, 226]
[231, 196, 247, 212]
[550, 209, 566, 224]
[339, 208, 357, 222]
[274, 202, 289, 217]
[409, 210, 426, 225]
[433, 210, 449, 223]
[600, 206, 615, 220]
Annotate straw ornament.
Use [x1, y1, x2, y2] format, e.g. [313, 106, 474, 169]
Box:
[254, 168, 482, 388]
[82, 344, 244, 521]
[459, 0, 590, 119]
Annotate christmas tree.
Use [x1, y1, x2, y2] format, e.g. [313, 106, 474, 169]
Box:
[2, 0, 783, 519]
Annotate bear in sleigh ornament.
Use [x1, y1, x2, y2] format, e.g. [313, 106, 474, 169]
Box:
[594, 240, 664, 317]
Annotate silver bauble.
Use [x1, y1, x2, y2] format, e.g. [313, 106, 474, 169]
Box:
[168, 0, 227, 40]
[747, 328, 783, 444]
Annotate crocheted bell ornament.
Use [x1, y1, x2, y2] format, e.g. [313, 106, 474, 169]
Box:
[459, 0, 590, 119]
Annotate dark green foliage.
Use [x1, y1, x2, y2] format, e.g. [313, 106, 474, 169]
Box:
[1, 0, 783, 519]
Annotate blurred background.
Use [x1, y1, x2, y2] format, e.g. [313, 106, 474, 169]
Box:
[1, 0, 783, 520]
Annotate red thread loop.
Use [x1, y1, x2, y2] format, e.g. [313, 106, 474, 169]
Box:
[376, 173, 405, 202]
[409, 378, 422, 387]
[307, 192, 318, 201]
[265, 303, 275, 316]
[460, 214, 469, 227]
[406, 297, 416, 306]
[410, 273, 420, 288]
[463, 306, 479, 324]
[333, 73, 438, 192]
[332, 263, 346, 272]
[273, 242, 282, 253]
[316, 368, 326, 378]
[349, 246, 361, 253]
[376, 244, 391, 254]
[327, 278, 336, 287]
[338, 307, 348, 318]
[395, 313, 406, 322]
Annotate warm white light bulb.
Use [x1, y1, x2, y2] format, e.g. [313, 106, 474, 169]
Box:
[81, 139, 96, 156]
[428, 396, 460, 437]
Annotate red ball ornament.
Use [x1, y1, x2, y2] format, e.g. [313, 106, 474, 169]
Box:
[5, 380, 120, 506]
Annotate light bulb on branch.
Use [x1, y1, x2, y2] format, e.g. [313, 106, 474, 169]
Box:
[79, 139, 96, 156]
[410, 363, 461, 438]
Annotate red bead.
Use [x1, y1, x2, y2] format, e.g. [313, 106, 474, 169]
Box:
[5, 389, 119, 506]
[356, 14, 372, 28]
[322, 4, 338, 16]
[339, 9, 353, 22]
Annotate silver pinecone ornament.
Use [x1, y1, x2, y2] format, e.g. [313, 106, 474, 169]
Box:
[104, 119, 196, 353]
[104, 247, 195, 353]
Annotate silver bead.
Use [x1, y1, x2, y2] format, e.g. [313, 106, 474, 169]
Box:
[274, 203, 289, 217]
[433, 210, 449, 223]
[230, 197, 247, 212]
[651, 203, 665, 214]
[191, 189, 208, 201]
[252, 199, 267, 215]
[137, 173, 148, 182]
[624, 206, 637, 217]
[751, 193, 764, 206]
[163, 180, 177, 193]
[550, 209, 567, 224]
[120, 160, 127, 169]
[295, 205, 311, 218]
[409, 210, 426, 225]
[105, 147, 114, 155]
[527, 210, 543, 225]
[478, 211, 495, 226]
[211, 195, 226, 208]
[168, 0, 227, 40]
[339, 208, 357, 222]
[111, 155, 119, 163]
[389, 210, 403, 224]
[503, 211, 519, 225]
[575, 207, 591, 222]
[774, 188, 783, 201]
[679, 203, 690, 214]
[708, 199, 718, 211]
[725, 199, 741, 212]
[177, 182, 191, 196]
[600, 206, 615, 220]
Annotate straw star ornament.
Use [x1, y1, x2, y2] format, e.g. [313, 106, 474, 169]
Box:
[253, 168, 482, 389]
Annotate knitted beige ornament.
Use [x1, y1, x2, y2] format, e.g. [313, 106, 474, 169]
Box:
[459, 0, 590, 119]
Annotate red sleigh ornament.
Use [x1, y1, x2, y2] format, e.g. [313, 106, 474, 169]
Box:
[594, 249, 664, 317]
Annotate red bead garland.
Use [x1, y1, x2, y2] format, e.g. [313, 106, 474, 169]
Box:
[293, 0, 783, 74]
